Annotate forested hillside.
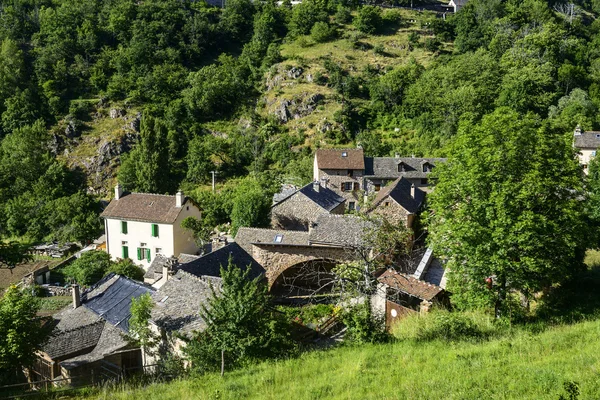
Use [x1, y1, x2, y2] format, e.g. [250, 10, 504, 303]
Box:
[1, 0, 600, 244]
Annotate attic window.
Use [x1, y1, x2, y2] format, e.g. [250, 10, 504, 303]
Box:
[274, 234, 283, 243]
[423, 163, 433, 173]
[342, 152, 348, 157]
[398, 163, 406, 172]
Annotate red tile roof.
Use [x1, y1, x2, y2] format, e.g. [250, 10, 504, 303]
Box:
[315, 149, 365, 170]
[100, 193, 186, 224]
[378, 269, 444, 301]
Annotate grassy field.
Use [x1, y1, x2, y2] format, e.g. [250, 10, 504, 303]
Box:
[82, 318, 600, 400]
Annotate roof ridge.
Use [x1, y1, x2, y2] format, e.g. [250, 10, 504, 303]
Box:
[123, 192, 176, 198]
[56, 320, 103, 335]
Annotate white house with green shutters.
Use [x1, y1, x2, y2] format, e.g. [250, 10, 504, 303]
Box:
[100, 185, 202, 269]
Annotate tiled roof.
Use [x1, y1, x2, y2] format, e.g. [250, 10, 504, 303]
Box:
[370, 177, 425, 214]
[315, 148, 365, 170]
[44, 321, 104, 360]
[151, 270, 216, 335]
[274, 182, 345, 212]
[364, 157, 446, 179]
[235, 228, 310, 254]
[82, 274, 155, 333]
[308, 214, 375, 247]
[574, 131, 600, 149]
[144, 253, 200, 281]
[378, 269, 444, 301]
[100, 192, 187, 223]
[273, 184, 300, 205]
[179, 243, 265, 281]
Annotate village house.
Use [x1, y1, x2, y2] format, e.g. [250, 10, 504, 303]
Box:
[367, 177, 426, 229]
[32, 274, 153, 386]
[573, 125, 600, 174]
[271, 181, 345, 231]
[448, 0, 467, 13]
[100, 185, 202, 269]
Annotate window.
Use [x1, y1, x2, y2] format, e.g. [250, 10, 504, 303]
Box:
[274, 234, 283, 243]
[121, 221, 128, 234]
[423, 163, 434, 173]
[342, 151, 348, 157]
[398, 163, 406, 173]
[374, 184, 381, 192]
[121, 241, 128, 245]
[137, 247, 151, 262]
[151, 224, 159, 237]
[593, 151, 597, 157]
[155, 248, 163, 254]
[384, 202, 390, 207]
[122, 246, 129, 259]
[342, 182, 353, 191]
[146, 248, 151, 262]
[421, 178, 429, 185]
[347, 170, 353, 177]
[348, 202, 356, 211]
[186, 206, 189, 211]
[354, 182, 359, 191]
[596, 134, 600, 139]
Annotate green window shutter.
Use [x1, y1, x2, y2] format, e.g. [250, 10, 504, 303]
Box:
[137, 248, 142, 261]
[122, 246, 129, 259]
[151, 224, 159, 237]
[121, 221, 128, 234]
[146, 248, 151, 262]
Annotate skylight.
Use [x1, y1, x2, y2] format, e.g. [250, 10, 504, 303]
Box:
[342, 152, 348, 157]
[274, 234, 283, 243]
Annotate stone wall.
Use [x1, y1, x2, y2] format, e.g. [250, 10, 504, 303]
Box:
[317, 169, 363, 209]
[368, 197, 413, 227]
[271, 193, 330, 231]
[251, 243, 356, 287]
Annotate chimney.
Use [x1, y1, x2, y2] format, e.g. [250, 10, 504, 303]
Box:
[574, 124, 582, 136]
[72, 285, 81, 308]
[395, 153, 400, 158]
[313, 181, 320, 193]
[410, 184, 416, 199]
[176, 190, 184, 207]
[320, 177, 328, 188]
[115, 184, 123, 200]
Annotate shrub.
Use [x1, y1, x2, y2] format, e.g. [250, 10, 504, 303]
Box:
[335, 5, 352, 24]
[107, 258, 145, 281]
[341, 301, 388, 344]
[354, 6, 382, 34]
[296, 36, 312, 48]
[373, 43, 385, 55]
[62, 251, 112, 286]
[424, 37, 441, 52]
[311, 22, 335, 43]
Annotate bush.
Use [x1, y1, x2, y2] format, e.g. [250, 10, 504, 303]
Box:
[62, 251, 112, 286]
[341, 301, 388, 344]
[335, 5, 352, 24]
[354, 6, 382, 34]
[107, 258, 145, 281]
[373, 43, 385, 55]
[311, 22, 335, 43]
[424, 37, 441, 52]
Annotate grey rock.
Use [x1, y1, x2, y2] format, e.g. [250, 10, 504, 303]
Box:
[287, 66, 303, 79]
[109, 108, 125, 119]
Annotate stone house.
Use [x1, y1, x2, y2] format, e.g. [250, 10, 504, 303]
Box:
[362, 156, 445, 194]
[372, 269, 448, 331]
[448, 0, 467, 13]
[271, 181, 345, 231]
[367, 177, 426, 229]
[32, 275, 153, 386]
[573, 125, 600, 174]
[313, 148, 365, 211]
[100, 185, 202, 269]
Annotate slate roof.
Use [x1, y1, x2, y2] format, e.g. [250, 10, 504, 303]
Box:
[574, 131, 600, 149]
[315, 149, 365, 170]
[364, 157, 446, 179]
[44, 321, 104, 360]
[378, 269, 444, 301]
[308, 214, 375, 247]
[274, 182, 345, 212]
[235, 228, 310, 254]
[151, 270, 216, 335]
[83, 274, 155, 333]
[60, 323, 130, 370]
[100, 192, 187, 223]
[273, 184, 299, 205]
[179, 243, 265, 281]
[370, 177, 426, 214]
[144, 253, 200, 282]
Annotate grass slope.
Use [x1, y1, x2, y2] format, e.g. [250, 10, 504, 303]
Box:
[89, 319, 600, 399]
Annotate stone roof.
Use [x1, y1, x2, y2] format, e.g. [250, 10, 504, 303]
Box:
[364, 157, 446, 179]
[235, 228, 310, 254]
[44, 321, 104, 360]
[315, 149, 365, 170]
[151, 270, 216, 335]
[378, 269, 444, 301]
[179, 243, 265, 280]
[83, 274, 155, 333]
[370, 177, 426, 214]
[308, 214, 375, 247]
[273, 184, 299, 205]
[574, 131, 600, 149]
[144, 253, 200, 282]
[274, 182, 345, 212]
[100, 192, 188, 223]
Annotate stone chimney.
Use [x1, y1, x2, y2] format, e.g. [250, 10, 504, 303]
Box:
[574, 124, 583, 136]
[410, 184, 416, 199]
[176, 190, 184, 207]
[320, 177, 328, 188]
[115, 184, 123, 200]
[313, 181, 320, 193]
[395, 153, 400, 158]
[72, 285, 81, 308]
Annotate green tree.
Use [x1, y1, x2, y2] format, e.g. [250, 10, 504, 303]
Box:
[108, 258, 145, 281]
[230, 178, 272, 236]
[62, 250, 112, 286]
[311, 21, 335, 43]
[288, 0, 328, 36]
[0, 286, 49, 385]
[427, 108, 588, 316]
[353, 6, 382, 35]
[185, 258, 295, 374]
[129, 293, 156, 350]
[0, 242, 31, 270]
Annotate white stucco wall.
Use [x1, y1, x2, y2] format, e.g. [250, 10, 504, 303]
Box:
[172, 200, 202, 256]
[578, 148, 596, 175]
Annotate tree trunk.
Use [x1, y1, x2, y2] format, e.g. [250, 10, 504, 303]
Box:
[221, 349, 225, 377]
[495, 277, 506, 319]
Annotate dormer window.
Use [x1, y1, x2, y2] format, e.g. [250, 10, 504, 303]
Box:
[423, 163, 434, 173]
[398, 163, 407, 173]
[342, 152, 348, 157]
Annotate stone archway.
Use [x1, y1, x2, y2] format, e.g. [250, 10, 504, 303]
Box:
[269, 258, 340, 298]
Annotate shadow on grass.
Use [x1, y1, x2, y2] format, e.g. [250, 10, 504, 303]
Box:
[534, 265, 600, 324]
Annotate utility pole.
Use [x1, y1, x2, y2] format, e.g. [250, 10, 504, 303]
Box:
[211, 171, 217, 193]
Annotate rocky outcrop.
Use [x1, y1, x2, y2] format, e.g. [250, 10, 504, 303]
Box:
[273, 93, 325, 123]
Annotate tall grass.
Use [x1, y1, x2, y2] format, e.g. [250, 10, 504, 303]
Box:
[83, 318, 600, 400]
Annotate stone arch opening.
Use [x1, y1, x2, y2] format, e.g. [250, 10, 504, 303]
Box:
[269, 258, 340, 300]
